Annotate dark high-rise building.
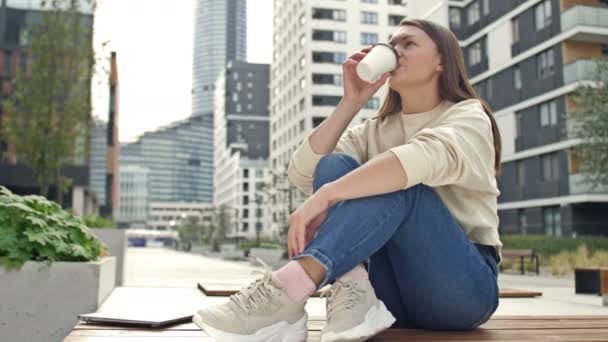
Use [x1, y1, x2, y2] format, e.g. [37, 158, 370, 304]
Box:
[411, 0, 608, 237]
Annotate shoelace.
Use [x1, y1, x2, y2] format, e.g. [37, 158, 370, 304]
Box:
[321, 279, 362, 322]
[229, 258, 279, 315]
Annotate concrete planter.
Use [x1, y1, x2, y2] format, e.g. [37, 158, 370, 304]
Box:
[91, 228, 127, 286]
[249, 248, 284, 269]
[0, 257, 116, 342]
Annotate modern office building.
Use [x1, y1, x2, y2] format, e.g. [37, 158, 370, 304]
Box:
[213, 61, 274, 239]
[147, 202, 214, 232]
[117, 165, 149, 226]
[120, 114, 214, 203]
[409, 0, 608, 236]
[270, 0, 409, 234]
[192, 0, 247, 117]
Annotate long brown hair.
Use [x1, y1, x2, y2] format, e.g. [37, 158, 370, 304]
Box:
[375, 19, 502, 175]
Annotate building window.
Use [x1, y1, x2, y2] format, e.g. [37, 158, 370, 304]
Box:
[312, 8, 346, 21]
[243, 169, 249, 178]
[312, 73, 342, 86]
[312, 95, 341, 106]
[299, 119, 305, 132]
[312, 30, 345, 43]
[299, 33, 306, 46]
[299, 97, 305, 110]
[540, 100, 558, 127]
[541, 152, 560, 181]
[467, 1, 480, 26]
[485, 78, 492, 99]
[518, 209, 527, 234]
[516, 160, 525, 185]
[511, 17, 519, 43]
[388, 14, 405, 26]
[313, 51, 346, 64]
[514, 65, 522, 90]
[360, 32, 378, 45]
[364, 97, 379, 110]
[361, 0, 378, 3]
[537, 49, 554, 79]
[232, 92, 238, 102]
[515, 112, 524, 138]
[243, 182, 249, 191]
[469, 40, 482, 66]
[242, 222, 249, 232]
[243, 196, 249, 206]
[232, 72, 239, 80]
[535, 0, 552, 31]
[361, 11, 378, 24]
[449, 8, 461, 29]
[543, 207, 562, 237]
[299, 55, 306, 69]
[300, 77, 306, 89]
[482, 0, 490, 15]
[388, 0, 405, 4]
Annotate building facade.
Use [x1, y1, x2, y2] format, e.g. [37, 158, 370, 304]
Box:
[120, 114, 214, 204]
[192, 0, 247, 117]
[117, 165, 149, 226]
[270, 0, 409, 235]
[410, 0, 608, 236]
[213, 61, 274, 240]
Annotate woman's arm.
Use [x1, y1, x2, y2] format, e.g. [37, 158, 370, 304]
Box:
[324, 151, 408, 203]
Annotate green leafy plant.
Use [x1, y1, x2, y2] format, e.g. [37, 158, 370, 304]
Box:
[0, 186, 106, 269]
[82, 215, 115, 229]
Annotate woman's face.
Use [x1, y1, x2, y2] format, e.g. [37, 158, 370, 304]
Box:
[387, 25, 443, 89]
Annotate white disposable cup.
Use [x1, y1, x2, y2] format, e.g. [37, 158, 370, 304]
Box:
[356, 43, 399, 83]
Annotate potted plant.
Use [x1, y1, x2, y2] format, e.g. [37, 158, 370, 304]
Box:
[0, 186, 116, 342]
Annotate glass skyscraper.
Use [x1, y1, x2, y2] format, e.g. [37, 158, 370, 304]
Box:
[192, 0, 247, 117]
[120, 115, 214, 203]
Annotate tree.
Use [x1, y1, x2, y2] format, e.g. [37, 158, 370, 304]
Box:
[2, 0, 96, 203]
[177, 216, 205, 245]
[570, 57, 608, 188]
[210, 204, 233, 252]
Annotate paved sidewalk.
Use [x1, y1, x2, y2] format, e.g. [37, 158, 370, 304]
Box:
[124, 247, 607, 316]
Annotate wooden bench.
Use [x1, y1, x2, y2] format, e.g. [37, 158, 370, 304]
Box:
[66, 315, 608, 341]
[65, 287, 606, 341]
[575, 267, 608, 296]
[499, 249, 540, 275]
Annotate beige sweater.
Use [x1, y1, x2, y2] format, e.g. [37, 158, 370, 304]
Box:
[287, 99, 503, 263]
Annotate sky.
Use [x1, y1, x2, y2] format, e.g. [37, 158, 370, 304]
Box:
[92, 0, 273, 143]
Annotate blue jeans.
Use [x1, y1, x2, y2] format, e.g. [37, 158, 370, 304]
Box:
[295, 153, 499, 331]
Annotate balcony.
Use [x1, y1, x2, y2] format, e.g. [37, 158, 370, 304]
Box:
[569, 173, 608, 195]
[563, 58, 596, 84]
[561, 5, 608, 44]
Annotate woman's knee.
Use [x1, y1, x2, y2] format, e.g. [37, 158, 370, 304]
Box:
[313, 153, 360, 191]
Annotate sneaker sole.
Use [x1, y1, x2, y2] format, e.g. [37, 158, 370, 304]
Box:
[193, 311, 308, 342]
[321, 300, 396, 342]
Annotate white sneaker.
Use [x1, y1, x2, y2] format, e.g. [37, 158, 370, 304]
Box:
[193, 270, 308, 342]
[320, 277, 396, 342]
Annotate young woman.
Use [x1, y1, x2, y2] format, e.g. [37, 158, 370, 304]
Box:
[194, 19, 503, 342]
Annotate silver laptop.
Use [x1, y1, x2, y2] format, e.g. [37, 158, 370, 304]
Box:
[78, 311, 194, 328]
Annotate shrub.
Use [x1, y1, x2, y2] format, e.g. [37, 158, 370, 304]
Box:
[0, 186, 106, 269]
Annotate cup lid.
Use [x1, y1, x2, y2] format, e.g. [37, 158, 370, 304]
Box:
[372, 43, 399, 62]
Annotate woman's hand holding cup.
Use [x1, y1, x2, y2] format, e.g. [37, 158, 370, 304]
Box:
[342, 45, 396, 110]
